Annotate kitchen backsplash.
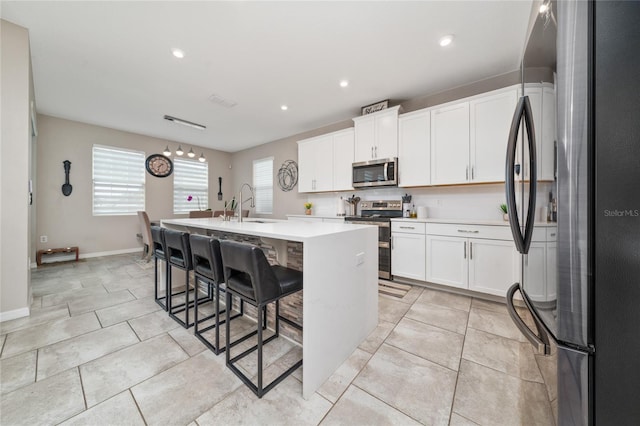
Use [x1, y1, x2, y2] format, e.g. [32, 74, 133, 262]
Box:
[306, 182, 555, 222]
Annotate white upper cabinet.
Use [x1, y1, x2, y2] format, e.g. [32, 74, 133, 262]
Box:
[298, 128, 354, 193]
[353, 106, 400, 162]
[521, 84, 556, 181]
[332, 128, 355, 191]
[541, 86, 556, 181]
[469, 89, 518, 183]
[297, 134, 333, 193]
[398, 109, 431, 187]
[430, 102, 470, 184]
[430, 87, 517, 186]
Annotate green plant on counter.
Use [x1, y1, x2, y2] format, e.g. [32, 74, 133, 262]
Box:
[499, 204, 508, 214]
[304, 202, 313, 210]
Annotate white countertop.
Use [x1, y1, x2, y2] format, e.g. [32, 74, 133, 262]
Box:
[161, 217, 373, 242]
[287, 214, 346, 220]
[391, 217, 558, 227]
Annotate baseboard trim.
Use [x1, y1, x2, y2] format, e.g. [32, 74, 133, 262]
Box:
[80, 248, 141, 259]
[36, 247, 142, 266]
[0, 307, 30, 323]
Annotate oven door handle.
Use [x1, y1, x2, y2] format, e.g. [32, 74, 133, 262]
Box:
[384, 162, 388, 181]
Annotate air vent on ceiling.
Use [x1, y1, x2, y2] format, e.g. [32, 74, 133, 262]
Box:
[208, 94, 238, 109]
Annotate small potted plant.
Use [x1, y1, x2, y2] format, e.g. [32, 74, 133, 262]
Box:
[500, 204, 509, 221]
[304, 202, 313, 215]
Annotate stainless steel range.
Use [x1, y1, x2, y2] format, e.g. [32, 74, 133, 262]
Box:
[345, 200, 402, 279]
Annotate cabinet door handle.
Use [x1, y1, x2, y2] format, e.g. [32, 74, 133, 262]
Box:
[375, 146, 378, 158]
[470, 242, 473, 260]
[466, 166, 469, 180]
[471, 166, 475, 180]
[464, 241, 467, 259]
[371, 146, 374, 158]
[457, 229, 479, 234]
[550, 233, 556, 237]
[399, 226, 414, 229]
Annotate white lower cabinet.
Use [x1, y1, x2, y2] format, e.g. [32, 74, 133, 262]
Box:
[425, 235, 468, 289]
[392, 232, 426, 281]
[424, 223, 521, 296]
[467, 238, 518, 296]
[393, 221, 555, 299]
[523, 242, 547, 302]
[391, 222, 426, 281]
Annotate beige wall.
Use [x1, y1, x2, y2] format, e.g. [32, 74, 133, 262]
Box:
[35, 115, 233, 256]
[231, 120, 353, 219]
[230, 71, 521, 219]
[1, 20, 33, 318]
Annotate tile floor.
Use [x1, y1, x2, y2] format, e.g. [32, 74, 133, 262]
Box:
[0, 254, 556, 425]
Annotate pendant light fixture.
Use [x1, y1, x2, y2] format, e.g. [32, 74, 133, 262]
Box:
[161, 143, 205, 162]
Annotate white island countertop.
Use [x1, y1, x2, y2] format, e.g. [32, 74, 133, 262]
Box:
[161, 217, 372, 242]
[160, 216, 378, 400]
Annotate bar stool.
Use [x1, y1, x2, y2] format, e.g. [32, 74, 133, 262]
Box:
[164, 229, 199, 328]
[220, 240, 303, 398]
[190, 235, 243, 354]
[150, 226, 169, 311]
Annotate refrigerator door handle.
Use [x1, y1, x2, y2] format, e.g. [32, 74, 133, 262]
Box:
[521, 96, 537, 253]
[505, 97, 526, 253]
[506, 283, 550, 355]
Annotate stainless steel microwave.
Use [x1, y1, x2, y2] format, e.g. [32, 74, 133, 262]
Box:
[352, 158, 398, 188]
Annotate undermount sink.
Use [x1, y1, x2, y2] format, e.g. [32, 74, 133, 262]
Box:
[243, 218, 280, 224]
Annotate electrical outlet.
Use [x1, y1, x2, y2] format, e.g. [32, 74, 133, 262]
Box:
[40, 235, 48, 243]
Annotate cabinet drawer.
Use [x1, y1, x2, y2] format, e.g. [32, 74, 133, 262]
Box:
[392, 222, 426, 234]
[425, 223, 513, 240]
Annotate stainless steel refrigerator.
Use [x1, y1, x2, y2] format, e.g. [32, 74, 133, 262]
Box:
[505, 1, 640, 424]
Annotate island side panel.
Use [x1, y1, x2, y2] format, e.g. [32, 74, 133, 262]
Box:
[302, 226, 378, 399]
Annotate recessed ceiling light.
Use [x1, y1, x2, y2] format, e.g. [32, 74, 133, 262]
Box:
[171, 48, 185, 59]
[539, 3, 549, 13]
[340, 80, 349, 88]
[281, 105, 288, 111]
[439, 35, 454, 47]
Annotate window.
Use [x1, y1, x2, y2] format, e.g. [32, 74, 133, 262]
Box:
[173, 158, 208, 214]
[92, 145, 145, 216]
[253, 157, 273, 214]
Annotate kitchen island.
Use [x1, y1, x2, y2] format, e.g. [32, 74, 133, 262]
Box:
[161, 217, 378, 399]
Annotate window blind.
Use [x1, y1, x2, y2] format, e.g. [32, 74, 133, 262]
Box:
[174, 158, 208, 214]
[92, 145, 145, 216]
[253, 157, 273, 214]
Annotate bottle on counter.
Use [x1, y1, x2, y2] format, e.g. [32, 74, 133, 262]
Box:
[410, 204, 417, 218]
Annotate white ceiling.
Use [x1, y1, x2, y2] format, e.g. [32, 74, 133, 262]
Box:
[2, 1, 533, 153]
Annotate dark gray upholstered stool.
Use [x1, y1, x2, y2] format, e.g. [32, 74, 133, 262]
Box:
[150, 226, 169, 311]
[190, 235, 243, 354]
[220, 240, 303, 398]
[164, 229, 206, 328]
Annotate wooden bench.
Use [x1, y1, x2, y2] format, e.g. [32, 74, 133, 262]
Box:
[36, 247, 79, 266]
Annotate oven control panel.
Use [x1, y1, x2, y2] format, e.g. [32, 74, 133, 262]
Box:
[360, 200, 402, 211]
